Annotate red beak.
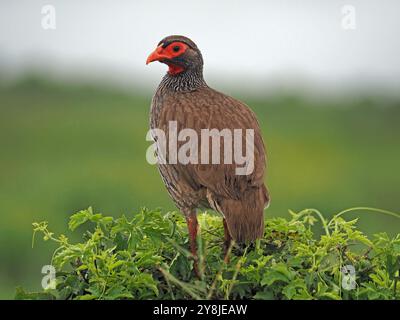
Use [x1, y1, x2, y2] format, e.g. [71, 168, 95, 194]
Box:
[146, 45, 168, 65]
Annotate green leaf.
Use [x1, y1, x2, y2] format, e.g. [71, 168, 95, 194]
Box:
[254, 290, 274, 300]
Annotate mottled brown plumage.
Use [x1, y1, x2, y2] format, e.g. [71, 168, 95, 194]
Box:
[147, 35, 269, 269]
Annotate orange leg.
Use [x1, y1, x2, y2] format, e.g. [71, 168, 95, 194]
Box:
[223, 218, 232, 263]
[185, 212, 199, 276]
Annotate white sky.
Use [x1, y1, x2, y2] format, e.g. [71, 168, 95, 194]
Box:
[0, 0, 399, 93]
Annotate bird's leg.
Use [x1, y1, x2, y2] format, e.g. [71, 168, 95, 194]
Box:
[223, 218, 232, 263]
[185, 211, 199, 277]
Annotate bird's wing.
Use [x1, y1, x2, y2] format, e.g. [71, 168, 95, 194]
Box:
[156, 87, 267, 200]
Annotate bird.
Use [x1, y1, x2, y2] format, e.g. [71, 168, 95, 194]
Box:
[146, 35, 269, 272]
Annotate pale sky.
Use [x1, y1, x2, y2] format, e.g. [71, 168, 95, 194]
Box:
[1, 0, 399, 94]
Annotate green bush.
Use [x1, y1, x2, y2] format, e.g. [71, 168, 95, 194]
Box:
[16, 207, 400, 300]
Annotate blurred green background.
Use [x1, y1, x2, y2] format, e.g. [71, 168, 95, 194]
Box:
[0, 75, 399, 298]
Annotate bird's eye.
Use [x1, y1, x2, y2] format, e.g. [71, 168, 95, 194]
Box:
[172, 46, 180, 52]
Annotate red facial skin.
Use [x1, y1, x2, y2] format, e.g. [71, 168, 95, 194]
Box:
[146, 41, 188, 75]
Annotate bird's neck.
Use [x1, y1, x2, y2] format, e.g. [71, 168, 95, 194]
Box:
[158, 66, 207, 93]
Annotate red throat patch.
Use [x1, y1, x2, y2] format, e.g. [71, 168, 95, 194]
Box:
[167, 63, 185, 75]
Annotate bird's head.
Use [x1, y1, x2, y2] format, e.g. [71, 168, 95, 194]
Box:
[146, 35, 203, 75]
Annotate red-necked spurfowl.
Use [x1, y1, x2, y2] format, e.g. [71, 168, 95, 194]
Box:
[146, 35, 269, 273]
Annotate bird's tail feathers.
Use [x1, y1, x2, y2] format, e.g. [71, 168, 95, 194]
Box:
[220, 184, 269, 243]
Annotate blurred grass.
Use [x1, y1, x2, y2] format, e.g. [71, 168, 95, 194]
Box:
[0, 75, 399, 298]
